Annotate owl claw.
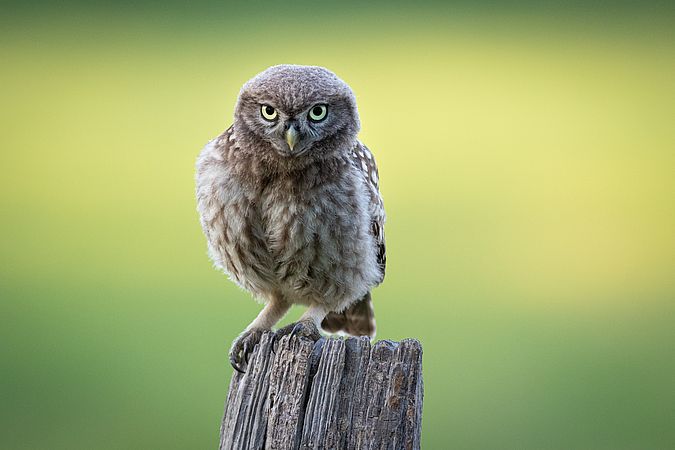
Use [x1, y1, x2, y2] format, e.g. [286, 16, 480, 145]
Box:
[271, 319, 321, 353]
[229, 328, 264, 373]
[230, 353, 246, 374]
[243, 341, 253, 365]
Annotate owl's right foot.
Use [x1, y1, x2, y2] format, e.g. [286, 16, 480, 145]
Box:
[229, 328, 265, 373]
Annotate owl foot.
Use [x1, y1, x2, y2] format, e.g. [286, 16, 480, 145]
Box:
[272, 319, 321, 353]
[229, 327, 265, 373]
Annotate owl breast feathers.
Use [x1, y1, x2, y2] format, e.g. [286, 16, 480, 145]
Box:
[195, 64, 385, 317]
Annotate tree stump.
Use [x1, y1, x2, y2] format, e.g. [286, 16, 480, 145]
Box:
[219, 332, 424, 450]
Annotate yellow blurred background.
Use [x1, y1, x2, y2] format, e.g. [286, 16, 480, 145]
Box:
[1, 2, 674, 448]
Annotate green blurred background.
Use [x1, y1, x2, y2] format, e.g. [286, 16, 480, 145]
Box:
[1, 1, 674, 448]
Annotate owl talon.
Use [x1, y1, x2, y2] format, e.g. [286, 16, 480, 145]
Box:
[272, 319, 321, 353]
[228, 328, 264, 373]
[243, 342, 253, 365]
[230, 355, 245, 374]
[290, 321, 320, 340]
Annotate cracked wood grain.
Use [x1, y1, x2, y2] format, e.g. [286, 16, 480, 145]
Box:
[219, 333, 423, 450]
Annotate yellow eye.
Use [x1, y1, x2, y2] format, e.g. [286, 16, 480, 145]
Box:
[308, 104, 327, 122]
[261, 104, 278, 121]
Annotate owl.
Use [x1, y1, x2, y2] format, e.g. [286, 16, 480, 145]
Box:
[196, 65, 386, 372]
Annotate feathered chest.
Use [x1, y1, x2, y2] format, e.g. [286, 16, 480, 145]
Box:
[257, 173, 363, 264]
[197, 136, 381, 303]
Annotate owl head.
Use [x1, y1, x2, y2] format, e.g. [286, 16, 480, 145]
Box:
[234, 65, 360, 162]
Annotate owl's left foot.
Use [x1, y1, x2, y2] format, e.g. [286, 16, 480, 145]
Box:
[272, 319, 321, 352]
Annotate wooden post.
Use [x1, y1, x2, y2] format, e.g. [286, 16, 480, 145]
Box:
[219, 332, 424, 450]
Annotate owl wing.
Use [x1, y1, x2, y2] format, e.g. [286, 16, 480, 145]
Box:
[350, 141, 386, 283]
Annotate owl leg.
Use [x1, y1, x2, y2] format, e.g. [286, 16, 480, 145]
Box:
[229, 294, 290, 373]
[272, 303, 326, 348]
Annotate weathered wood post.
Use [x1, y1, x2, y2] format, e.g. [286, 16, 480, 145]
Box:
[219, 332, 424, 450]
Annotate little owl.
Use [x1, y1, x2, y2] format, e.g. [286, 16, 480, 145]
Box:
[196, 65, 386, 372]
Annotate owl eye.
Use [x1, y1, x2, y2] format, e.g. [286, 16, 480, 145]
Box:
[260, 104, 278, 121]
[308, 104, 327, 122]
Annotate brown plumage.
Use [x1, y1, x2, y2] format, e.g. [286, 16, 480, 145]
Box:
[195, 65, 386, 371]
[321, 292, 376, 337]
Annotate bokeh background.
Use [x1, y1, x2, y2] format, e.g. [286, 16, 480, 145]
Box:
[2, 1, 674, 448]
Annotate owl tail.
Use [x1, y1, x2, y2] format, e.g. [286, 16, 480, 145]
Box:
[321, 292, 376, 339]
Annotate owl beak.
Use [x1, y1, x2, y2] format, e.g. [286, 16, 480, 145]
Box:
[285, 125, 299, 151]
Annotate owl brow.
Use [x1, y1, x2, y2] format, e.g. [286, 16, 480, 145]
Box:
[309, 100, 330, 107]
[255, 99, 277, 108]
[243, 94, 273, 107]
